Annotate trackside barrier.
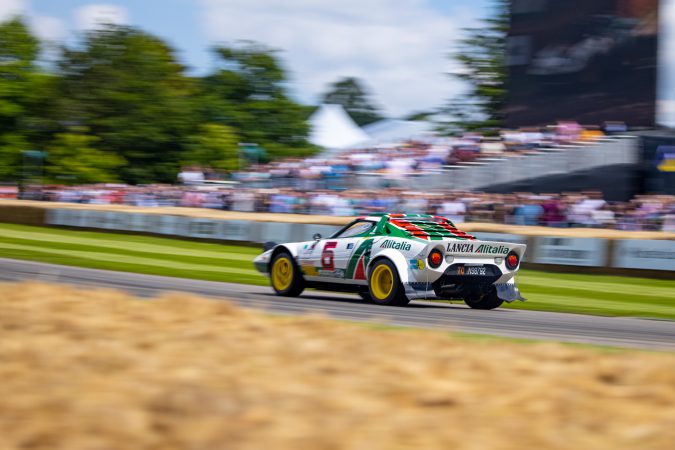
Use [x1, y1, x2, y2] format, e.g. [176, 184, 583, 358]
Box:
[0, 204, 673, 273]
[45, 208, 339, 244]
[532, 237, 608, 267]
[612, 240, 675, 271]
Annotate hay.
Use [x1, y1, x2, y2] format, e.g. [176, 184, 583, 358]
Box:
[1, 282, 674, 449]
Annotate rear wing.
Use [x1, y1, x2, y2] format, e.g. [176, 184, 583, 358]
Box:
[443, 240, 526, 259]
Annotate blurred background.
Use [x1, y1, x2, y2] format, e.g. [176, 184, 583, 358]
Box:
[1, 3, 675, 448]
[0, 0, 674, 227]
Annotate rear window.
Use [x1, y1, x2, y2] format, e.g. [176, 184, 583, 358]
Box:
[336, 221, 375, 238]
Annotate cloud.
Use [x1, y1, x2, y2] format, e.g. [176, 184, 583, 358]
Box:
[0, 0, 66, 48]
[198, 0, 470, 116]
[75, 4, 129, 31]
[0, 0, 27, 21]
[31, 15, 67, 42]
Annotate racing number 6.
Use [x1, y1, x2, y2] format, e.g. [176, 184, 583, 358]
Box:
[321, 241, 338, 270]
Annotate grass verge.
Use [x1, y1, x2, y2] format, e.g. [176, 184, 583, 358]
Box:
[1, 223, 673, 320]
[1, 282, 674, 450]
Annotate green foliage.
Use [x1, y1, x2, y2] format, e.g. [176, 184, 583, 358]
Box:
[321, 77, 382, 126]
[0, 17, 47, 181]
[0, 17, 38, 83]
[0, 133, 29, 180]
[198, 43, 317, 160]
[57, 25, 197, 184]
[45, 128, 124, 184]
[182, 124, 240, 171]
[0, 20, 318, 184]
[443, 0, 508, 133]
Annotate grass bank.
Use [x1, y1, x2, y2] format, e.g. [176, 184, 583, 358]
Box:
[1, 282, 674, 450]
[1, 223, 673, 320]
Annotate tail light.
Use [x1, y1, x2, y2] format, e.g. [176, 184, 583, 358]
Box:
[506, 251, 520, 270]
[428, 249, 443, 268]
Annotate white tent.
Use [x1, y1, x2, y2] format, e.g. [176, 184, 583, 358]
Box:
[308, 104, 371, 150]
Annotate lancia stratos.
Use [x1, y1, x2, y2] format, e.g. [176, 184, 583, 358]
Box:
[253, 214, 526, 309]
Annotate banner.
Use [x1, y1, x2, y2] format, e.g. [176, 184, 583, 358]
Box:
[612, 240, 675, 271]
[533, 236, 607, 266]
[45, 208, 330, 244]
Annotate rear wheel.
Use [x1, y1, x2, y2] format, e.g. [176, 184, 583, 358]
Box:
[368, 259, 409, 306]
[464, 287, 503, 310]
[270, 252, 305, 297]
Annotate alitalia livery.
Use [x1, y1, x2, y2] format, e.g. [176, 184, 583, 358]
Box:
[253, 214, 526, 309]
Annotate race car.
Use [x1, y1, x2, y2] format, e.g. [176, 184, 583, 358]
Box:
[253, 214, 526, 309]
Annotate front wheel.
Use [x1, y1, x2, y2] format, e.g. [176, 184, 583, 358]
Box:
[357, 291, 372, 301]
[464, 287, 503, 310]
[270, 252, 305, 297]
[368, 259, 409, 306]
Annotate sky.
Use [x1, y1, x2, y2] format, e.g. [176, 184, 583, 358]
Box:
[0, 0, 488, 118]
[0, 0, 673, 125]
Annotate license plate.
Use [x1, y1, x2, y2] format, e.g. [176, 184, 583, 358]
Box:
[458, 266, 486, 276]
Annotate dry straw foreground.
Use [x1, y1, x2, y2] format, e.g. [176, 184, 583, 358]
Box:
[1, 282, 674, 450]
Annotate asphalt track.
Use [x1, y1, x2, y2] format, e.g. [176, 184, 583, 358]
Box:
[2, 257, 674, 350]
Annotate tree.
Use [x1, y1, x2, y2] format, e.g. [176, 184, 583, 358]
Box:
[320, 77, 382, 126]
[444, 0, 508, 132]
[198, 43, 316, 160]
[57, 25, 197, 184]
[0, 17, 46, 180]
[45, 128, 124, 184]
[182, 124, 240, 172]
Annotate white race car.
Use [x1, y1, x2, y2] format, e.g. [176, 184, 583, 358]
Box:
[253, 214, 526, 309]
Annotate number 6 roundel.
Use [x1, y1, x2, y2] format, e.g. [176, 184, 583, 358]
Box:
[321, 241, 337, 270]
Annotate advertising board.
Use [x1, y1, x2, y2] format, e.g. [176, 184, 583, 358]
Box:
[613, 239, 675, 270]
[533, 236, 607, 266]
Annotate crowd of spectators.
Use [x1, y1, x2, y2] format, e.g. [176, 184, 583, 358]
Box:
[227, 121, 615, 189]
[7, 120, 662, 231]
[16, 184, 674, 232]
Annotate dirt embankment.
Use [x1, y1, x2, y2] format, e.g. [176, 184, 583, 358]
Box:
[1, 282, 674, 450]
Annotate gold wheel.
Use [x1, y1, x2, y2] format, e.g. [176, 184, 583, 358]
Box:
[370, 264, 394, 300]
[271, 256, 293, 291]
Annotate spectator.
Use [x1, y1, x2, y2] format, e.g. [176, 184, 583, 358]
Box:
[438, 195, 467, 224]
[540, 195, 566, 227]
[513, 197, 544, 226]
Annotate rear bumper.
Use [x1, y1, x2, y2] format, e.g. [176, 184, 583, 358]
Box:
[429, 264, 525, 302]
[495, 283, 526, 302]
[432, 264, 500, 298]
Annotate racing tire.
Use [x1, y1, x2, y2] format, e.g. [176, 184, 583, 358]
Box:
[270, 252, 305, 297]
[464, 287, 503, 310]
[367, 259, 409, 307]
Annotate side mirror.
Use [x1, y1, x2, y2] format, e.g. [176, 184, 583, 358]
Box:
[313, 233, 322, 241]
